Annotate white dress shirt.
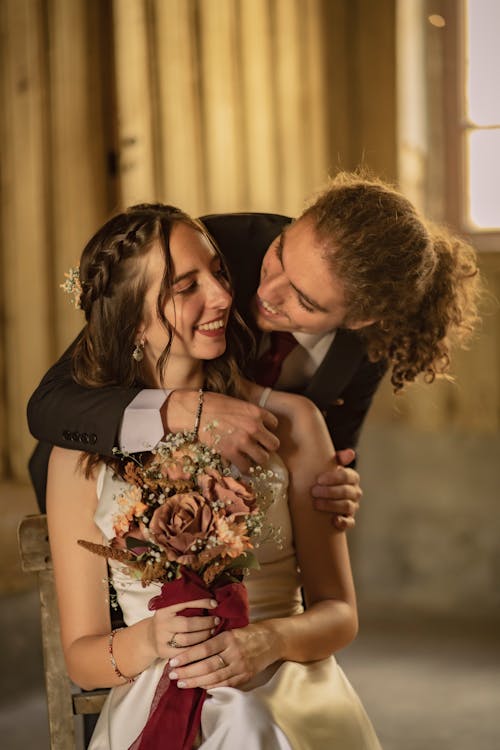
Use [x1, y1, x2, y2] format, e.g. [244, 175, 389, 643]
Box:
[118, 389, 172, 453]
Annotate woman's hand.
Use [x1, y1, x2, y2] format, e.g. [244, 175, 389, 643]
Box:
[312, 449, 362, 530]
[147, 598, 220, 660]
[167, 623, 278, 690]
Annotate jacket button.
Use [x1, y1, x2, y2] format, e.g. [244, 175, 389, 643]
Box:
[333, 398, 344, 406]
[71, 432, 80, 442]
[63, 430, 71, 440]
[90, 433, 97, 445]
[81, 433, 89, 444]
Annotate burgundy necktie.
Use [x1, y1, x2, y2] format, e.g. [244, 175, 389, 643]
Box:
[254, 332, 298, 387]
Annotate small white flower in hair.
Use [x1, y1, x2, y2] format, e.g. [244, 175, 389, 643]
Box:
[60, 266, 82, 309]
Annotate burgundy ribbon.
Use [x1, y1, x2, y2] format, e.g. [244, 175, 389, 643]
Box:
[129, 569, 249, 750]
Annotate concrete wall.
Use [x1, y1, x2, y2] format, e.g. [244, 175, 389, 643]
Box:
[354, 421, 500, 620]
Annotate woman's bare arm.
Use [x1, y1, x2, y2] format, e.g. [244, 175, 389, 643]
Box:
[46, 448, 218, 689]
[166, 392, 358, 689]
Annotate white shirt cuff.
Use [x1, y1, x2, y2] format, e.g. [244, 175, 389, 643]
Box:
[118, 389, 174, 453]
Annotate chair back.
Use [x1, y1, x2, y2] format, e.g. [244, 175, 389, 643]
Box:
[18, 514, 108, 750]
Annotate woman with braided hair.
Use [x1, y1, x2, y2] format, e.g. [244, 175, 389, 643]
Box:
[30, 173, 480, 532]
[46, 203, 382, 749]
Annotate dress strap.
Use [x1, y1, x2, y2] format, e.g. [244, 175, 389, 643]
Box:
[258, 387, 272, 408]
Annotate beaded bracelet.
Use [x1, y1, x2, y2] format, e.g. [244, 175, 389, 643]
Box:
[108, 628, 136, 683]
[192, 388, 204, 439]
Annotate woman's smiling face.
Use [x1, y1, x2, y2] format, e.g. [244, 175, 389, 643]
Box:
[140, 222, 232, 376]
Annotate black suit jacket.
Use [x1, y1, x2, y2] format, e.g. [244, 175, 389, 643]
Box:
[27, 213, 387, 509]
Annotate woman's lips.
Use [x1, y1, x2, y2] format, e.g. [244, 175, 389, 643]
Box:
[194, 317, 226, 337]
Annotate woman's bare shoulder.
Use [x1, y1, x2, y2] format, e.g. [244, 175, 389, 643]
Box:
[49, 446, 89, 477]
[242, 381, 331, 456]
[244, 379, 319, 419]
[267, 389, 323, 427]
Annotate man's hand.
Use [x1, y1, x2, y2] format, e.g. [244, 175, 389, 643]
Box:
[162, 390, 280, 473]
[311, 448, 362, 530]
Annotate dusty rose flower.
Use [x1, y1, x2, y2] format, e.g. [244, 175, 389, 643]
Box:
[149, 491, 221, 566]
[197, 468, 256, 517]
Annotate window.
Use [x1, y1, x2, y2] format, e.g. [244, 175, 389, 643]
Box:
[438, 0, 500, 249]
[463, 0, 500, 231]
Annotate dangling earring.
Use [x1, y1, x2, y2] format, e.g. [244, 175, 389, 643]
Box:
[132, 337, 145, 362]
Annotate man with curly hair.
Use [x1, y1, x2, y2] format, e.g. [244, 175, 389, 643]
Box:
[27, 172, 480, 524]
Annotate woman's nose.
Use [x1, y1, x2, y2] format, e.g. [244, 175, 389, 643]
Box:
[208, 277, 232, 308]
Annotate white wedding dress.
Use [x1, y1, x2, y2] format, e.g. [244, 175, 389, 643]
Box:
[89, 393, 382, 750]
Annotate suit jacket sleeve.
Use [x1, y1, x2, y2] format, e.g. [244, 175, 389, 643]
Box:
[323, 356, 388, 455]
[26, 338, 142, 455]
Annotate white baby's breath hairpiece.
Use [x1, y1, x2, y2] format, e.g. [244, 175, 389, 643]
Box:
[60, 266, 82, 309]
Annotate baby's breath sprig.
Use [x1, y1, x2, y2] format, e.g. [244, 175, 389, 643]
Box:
[60, 265, 82, 309]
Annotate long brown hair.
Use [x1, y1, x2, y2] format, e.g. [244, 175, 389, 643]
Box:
[302, 172, 481, 392]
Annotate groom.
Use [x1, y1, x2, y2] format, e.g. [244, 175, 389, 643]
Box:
[36, 166, 470, 520]
[27, 207, 382, 522]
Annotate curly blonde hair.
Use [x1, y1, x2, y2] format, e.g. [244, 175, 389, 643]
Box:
[302, 172, 481, 392]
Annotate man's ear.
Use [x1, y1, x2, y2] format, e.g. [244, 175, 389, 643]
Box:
[346, 318, 377, 331]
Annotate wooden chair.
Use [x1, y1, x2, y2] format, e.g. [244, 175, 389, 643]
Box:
[18, 514, 109, 750]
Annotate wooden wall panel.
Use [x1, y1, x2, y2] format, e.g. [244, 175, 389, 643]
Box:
[321, 0, 353, 172]
[274, 0, 309, 214]
[0, 0, 52, 479]
[198, 0, 245, 212]
[112, 0, 157, 206]
[303, 0, 330, 190]
[239, 0, 278, 211]
[351, 0, 398, 180]
[48, 0, 109, 351]
[153, 0, 206, 215]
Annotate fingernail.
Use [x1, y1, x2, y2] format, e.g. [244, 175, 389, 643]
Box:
[177, 681, 186, 688]
[169, 671, 178, 679]
[210, 599, 217, 607]
[169, 658, 178, 667]
[210, 628, 215, 635]
[214, 617, 220, 625]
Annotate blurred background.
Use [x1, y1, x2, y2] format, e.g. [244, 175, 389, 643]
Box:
[1, 0, 499, 748]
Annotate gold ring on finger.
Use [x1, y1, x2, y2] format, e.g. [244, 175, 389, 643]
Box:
[216, 654, 226, 669]
[168, 634, 181, 648]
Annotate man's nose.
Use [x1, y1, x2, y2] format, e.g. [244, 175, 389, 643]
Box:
[260, 270, 286, 300]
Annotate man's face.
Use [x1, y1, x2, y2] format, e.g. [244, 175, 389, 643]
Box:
[252, 217, 365, 335]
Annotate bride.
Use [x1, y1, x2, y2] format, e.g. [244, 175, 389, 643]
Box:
[47, 203, 381, 749]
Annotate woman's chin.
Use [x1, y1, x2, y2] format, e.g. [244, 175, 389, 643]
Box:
[195, 337, 227, 360]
